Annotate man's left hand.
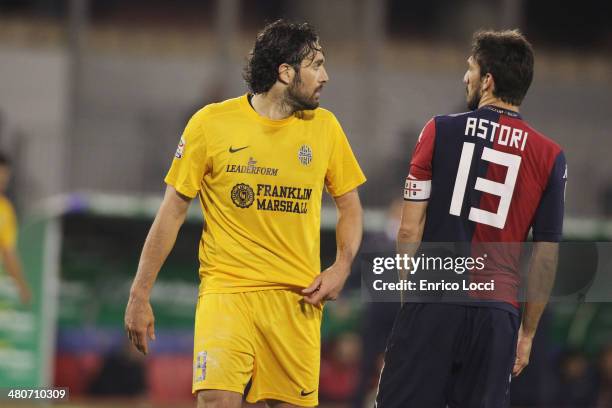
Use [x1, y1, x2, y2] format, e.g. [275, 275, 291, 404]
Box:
[302, 263, 350, 305]
[513, 326, 533, 377]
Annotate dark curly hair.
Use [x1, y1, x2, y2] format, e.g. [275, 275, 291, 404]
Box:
[243, 20, 320, 94]
[472, 29, 534, 106]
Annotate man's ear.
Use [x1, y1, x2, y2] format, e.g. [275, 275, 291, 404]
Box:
[278, 63, 294, 85]
[482, 73, 495, 95]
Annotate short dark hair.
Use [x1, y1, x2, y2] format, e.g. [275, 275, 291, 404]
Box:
[243, 19, 320, 94]
[471, 29, 534, 106]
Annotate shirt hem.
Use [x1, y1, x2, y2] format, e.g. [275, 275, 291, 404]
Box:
[199, 285, 306, 295]
[164, 177, 198, 198]
[246, 391, 317, 407]
[329, 177, 367, 198]
[192, 382, 245, 396]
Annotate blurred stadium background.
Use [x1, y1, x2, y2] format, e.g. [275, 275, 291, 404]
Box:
[0, 0, 611, 407]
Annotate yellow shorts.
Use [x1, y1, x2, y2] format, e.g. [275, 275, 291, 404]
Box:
[192, 290, 322, 407]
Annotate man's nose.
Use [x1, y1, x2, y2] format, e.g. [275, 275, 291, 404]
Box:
[320, 66, 329, 83]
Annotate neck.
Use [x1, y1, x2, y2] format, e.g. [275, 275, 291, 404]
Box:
[478, 94, 519, 113]
[251, 88, 294, 120]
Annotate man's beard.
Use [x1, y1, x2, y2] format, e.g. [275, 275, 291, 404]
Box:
[466, 84, 482, 111]
[284, 75, 320, 112]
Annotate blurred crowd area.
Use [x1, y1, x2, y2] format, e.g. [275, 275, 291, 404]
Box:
[0, 1, 611, 407]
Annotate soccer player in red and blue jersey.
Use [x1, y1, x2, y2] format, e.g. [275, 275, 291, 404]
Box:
[376, 30, 567, 407]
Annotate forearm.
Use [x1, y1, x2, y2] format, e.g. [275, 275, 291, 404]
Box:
[334, 201, 363, 269]
[396, 228, 423, 256]
[301, 191, 362, 305]
[130, 224, 178, 299]
[522, 242, 559, 338]
[395, 201, 427, 281]
[129, 193, 189, 300]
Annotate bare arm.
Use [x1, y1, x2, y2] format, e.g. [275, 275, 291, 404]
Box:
[333, 189, 364, 268]
[396, 201, 428, 282]
[513, 241, 558, 376]
[302, 189, 363, 305]
[125, 185, 192, 354]
[1, 246, 31, 305]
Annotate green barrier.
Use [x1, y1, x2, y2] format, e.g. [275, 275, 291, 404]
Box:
[0, 218, 59, 387]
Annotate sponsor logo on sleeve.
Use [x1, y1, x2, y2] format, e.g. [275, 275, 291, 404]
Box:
[175, 136, 186, 158]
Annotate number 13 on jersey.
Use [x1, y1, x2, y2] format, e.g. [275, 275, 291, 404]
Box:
[449, 142, 521, 229]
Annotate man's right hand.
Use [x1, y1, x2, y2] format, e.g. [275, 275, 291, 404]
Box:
[124, 295, 156, 355]
[123, 186, 191, 356]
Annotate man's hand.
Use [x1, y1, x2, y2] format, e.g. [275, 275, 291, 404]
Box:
[124, 186, 190, 355]
[125, 294, 156, 355]
[512, 326, 533, 377]
[513, 242, 558, 377]
[302, 262, 350, 306]
[301, 189, 362, 306]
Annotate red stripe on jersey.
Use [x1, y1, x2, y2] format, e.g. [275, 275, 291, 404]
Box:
[471, 115, 562, 306]
[408, 118, 436, 180]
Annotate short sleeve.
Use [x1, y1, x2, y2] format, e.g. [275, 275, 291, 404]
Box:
[404, 118, 435, 201]
[324, 114, 367, 197]
[0, 201, 17, 249]
[164, 109, 210, 198]
[532, 151, 567, 242]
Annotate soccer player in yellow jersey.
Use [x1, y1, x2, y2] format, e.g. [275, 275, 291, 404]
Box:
[0, 153, 31, 305]
[125, 20, 366, 407]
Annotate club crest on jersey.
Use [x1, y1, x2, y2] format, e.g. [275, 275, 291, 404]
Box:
[175, 136, 186, 158]
[298, 145, 313, 166]
[194, 351, 207, 382]
[231, 183, 255, 208]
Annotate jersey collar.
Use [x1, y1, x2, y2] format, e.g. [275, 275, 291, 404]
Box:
[241, 94, 297, 127]
[481, 105, 522, 119]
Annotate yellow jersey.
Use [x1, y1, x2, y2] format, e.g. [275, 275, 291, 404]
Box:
[165, 95, 366, 294]
[0, 196, 17, 250]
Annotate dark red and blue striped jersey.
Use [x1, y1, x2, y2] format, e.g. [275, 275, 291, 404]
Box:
[404, 105, 567, 307]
